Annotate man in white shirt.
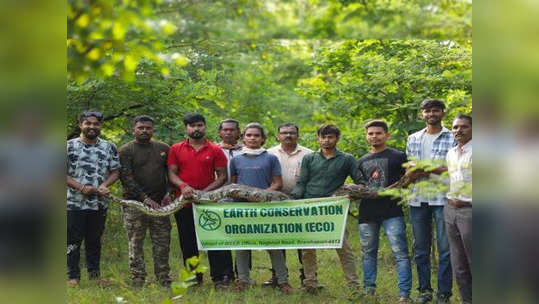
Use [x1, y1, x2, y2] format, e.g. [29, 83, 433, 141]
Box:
[265, 123, 313, 288]
[445, 114, 472, 304]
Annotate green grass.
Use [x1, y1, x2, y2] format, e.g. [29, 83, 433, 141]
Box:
[67, 207, 461, 303]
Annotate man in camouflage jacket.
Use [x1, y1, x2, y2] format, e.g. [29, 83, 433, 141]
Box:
[118, 115, 172, 287]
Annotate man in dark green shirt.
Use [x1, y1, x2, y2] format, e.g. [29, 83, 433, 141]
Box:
[118, 115, 172, 287]
[291, 124, 360, 294]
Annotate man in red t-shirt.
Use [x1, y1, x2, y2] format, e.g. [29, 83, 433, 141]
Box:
[167, 113, 231, 288]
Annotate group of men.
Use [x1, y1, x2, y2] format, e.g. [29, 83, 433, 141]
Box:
[66, 98, 472, 303]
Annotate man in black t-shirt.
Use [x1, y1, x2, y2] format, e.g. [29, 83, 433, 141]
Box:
[356, 120, 412, 302]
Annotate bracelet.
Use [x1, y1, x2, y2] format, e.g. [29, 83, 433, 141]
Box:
[80, 185, 87, 192]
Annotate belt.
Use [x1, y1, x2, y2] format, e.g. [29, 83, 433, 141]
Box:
[448, 199, 472, 208]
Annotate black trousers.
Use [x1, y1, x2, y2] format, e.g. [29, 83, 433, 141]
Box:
[67, 209, 107, 279]
[174, 206, 234, 282]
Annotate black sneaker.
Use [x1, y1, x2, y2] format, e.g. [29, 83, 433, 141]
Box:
[159, 277, 172, 287]
[186, 273, 203, 287]
[436, 294, 451, 304]
[417, 290, 433, 304]
[262, 276, 278, 288]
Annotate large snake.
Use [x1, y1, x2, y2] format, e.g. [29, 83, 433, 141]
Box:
[104, 178, 408, 217]
[107, 183, 291, 216]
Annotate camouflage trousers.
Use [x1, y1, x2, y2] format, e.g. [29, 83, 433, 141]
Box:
[123, 206, 171, 282]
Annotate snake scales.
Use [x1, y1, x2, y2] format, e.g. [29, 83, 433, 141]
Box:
[108, 183, 291, 216]
[106, 177, 414, 217]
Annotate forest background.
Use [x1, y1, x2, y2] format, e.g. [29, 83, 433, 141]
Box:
[68, 0, 472, 154]
[67, 1, 471, 303]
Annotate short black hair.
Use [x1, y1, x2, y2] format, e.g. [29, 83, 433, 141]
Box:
[79, 109, 103, 123]
[364, 120, 389, 132]
[183, 113, 206, 126]
[420, 99, 446, 110]
[218, 118, 240, 131]
[277, 122, 299, 134]
[243, 122, 267, 145]
[132, 115, 154, 127]
[454, 113, 472, 125]
[317, 124, 340, 137]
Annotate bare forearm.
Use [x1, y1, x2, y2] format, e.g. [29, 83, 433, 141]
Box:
[101, 170, 119, 187]
[203, 168, 227, 192]
[267, 177, 282, 191]
[267, 184, 281, 191]
[168, 168, 185, 188]
[67, 176, 84, 190]
[203, 177, 225, 192]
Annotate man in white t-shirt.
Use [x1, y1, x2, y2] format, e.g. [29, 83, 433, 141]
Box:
[265, 123, 313, 288]
[405, 99, 456, 304]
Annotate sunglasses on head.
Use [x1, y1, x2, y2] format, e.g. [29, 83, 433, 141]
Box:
[81, 110, 103, 119]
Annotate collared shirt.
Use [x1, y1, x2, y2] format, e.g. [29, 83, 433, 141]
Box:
[218, 142, 244, 183]
[67, 137, 121, 210]
[167, 139, 227, 198]
[406, 126, 456, 206]
[446, 140, 472, 202]
[267, 144, 313, 194]
[291, 150, 359, 199]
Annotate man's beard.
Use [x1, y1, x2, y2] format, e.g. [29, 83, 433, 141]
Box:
[189, 131, 205, 139]
[83, 129, 100, 139]
[427, 117, 441, 125]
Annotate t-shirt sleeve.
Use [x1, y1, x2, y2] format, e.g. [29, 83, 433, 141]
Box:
[399, 152, 408, 177]
[229, 157, 238, 177]
[405, 136, 412, 157]
[291, 154, 310, 199]
[271, 155, 282, 177]
[167, 145, 178, 166]
[108, 143, 121, 170]
[161, 143, 170, 167]
[348, 155, 361, 184]
[66, 141, 72, 174]
[214, 146, 227, 168]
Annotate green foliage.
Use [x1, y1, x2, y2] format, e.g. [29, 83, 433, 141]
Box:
[68, 39, 471, 157]
[162, 256, 207, 302]
[69, 210, 461, 303]
[68, 0, 186, 81]
[297, 39, 471, 156]
[378, 158, 471, 205]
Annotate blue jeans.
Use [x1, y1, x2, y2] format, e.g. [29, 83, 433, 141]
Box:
[409, 204, 453, 297]
[359, 216, 412, 297]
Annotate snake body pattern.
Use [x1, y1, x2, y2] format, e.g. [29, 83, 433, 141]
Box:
[108, 183, 291, 216]
[105, 179, 403, 217]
